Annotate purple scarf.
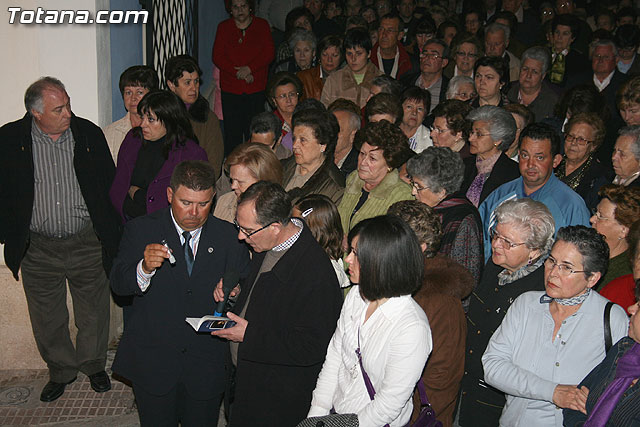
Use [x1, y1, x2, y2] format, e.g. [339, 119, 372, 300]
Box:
[584, 342, 640, 426]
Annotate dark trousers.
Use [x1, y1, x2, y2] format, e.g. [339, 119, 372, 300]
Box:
[20, 224, 110, 383]
[133, 382, 222, 427]
[221, 91, 266, 156]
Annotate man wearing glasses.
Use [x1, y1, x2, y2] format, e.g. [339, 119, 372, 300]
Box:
[403, 38, 449, 113]
[213, 181, 342, 427]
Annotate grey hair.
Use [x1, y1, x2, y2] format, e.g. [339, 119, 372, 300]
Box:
[521, 46, 552, 75]
[590, 38, 618, 58]
[467, 105, 517, 151]
[288, 28, 317, 52]
[485, 22, 510, 41]
[618, 125, 640, 161]
[406, 146, 464, 195]
[24, 76, 66, 114]
[494, 198, 555, 252]
[446, 76, 475, 99]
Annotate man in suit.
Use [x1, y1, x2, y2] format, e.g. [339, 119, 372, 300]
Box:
[213, 181, 343, 427]
[110, 160, 250, 426]
[0, 77, 122, 402]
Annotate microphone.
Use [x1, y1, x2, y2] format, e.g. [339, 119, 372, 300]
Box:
[214, 270, 240, 316]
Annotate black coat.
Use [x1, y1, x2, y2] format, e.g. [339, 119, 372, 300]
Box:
[110, 208, 250, 397]
[230, 225, 343, 427]
[461, 152, 520, 206]
[0, 113, 122, 279]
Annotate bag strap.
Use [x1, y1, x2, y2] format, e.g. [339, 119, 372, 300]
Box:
[604, 301, 613, 354]
[356, 327, 390, 427]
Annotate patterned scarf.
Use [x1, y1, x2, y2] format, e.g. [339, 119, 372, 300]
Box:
[498, 253, 546, 286]
[540, 288, 591, 305]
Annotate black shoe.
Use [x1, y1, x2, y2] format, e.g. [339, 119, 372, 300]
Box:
[40, 377, 76, 402]
[89, 370, 111, 393]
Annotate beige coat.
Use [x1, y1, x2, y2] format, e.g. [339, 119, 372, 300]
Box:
[320, 62, 382, 109]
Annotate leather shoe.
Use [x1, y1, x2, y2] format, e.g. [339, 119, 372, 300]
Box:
[40, 377, 76, 402]
[89, 370, 111, 393]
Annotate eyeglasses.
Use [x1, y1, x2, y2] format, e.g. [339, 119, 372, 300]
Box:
[565, 133, 593, 146]
[454, 92, 476, 98]
[275, 91, 299, 101]
[544, 256, 586, 277]
[233, 219, 274, 237]
[490, 228, 526, 249]
[420, 52, 443, 59]
[470, 130, 491, 138]
[456, 51, 478, 58]
[591, 209, 612, 222]
[593, 54, 613, 61]
[409, 178, 428, 192]
[429, 126, 451, 134]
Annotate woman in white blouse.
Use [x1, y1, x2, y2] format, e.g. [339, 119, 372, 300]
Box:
[482, 226, 630, 427]
[308, 215, 432, 427]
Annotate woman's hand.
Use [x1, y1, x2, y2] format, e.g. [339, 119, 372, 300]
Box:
[128, 185, 141, 199]
[552, 384, 588, 412]
[235, 66, 251, 80]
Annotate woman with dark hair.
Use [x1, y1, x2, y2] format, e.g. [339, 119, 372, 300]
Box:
[618, 75, 640, 127]
[213, 0, 274, 156]
[504, 103, 534, 160]
[399, 86, 433, 153]
[307, 215, 431, 426]
[267, 72, 303, 140]
[550, 84, 607, 134]
[461, 105, 520, 207]
[276, 7, 315, 62]
[430, 99, 473, 159]
[283, 108, 345, 204]
[109, 90, 207, 223]
[436, 20, 459, 47]
[601, 220, 640, 315]
[337, 120, 413, 234]
[298, 35, 343, 101]
[444, 33, 482, 79]
[482, 226, 629, 427]
[471, 55, 510, 107]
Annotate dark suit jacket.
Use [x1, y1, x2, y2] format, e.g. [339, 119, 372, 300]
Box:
[507, 81, 559, 121]
[0, 113, 122, 280]
[547, 49, 591, 93]
[400, 71, 449, 106]
[230, 224, 343, 427]
[110, 208, 250, 397]
[461, 152, 520, 206]
[597, 70, 628, 119]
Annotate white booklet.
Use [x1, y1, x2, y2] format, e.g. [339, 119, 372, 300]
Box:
[185, 316, 236, 332]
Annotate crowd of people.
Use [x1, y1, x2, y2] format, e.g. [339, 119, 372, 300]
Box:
[4, 0, 640, 426]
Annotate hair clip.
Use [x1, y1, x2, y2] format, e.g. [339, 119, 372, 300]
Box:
[301, 208, 314, 218]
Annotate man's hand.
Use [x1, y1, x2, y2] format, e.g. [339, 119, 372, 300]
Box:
[213, 278, 241, 302]
[552, 384, 586, 411]
[211, 312, 247, 342]
[142, 243, 170, 274]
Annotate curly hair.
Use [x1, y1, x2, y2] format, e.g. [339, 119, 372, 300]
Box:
[494, 198, 555, 253]
[617, 75, 640, 110]
[431, 99, 473, 139]
[387, 200, 442, 258]
[294, 194, 343, 260]
[406, 146, 464, 195]
[565, 112, 606, 150]
[292, 108, 340, 158]
[354, 120, 410, 169]
[598, 184, 640, 228]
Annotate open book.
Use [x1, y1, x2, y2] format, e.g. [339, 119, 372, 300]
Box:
[185, 316, 236, 332]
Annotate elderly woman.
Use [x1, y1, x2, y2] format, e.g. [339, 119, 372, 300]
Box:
[213, 143, 283, 223]
[321, 27, 383, 108]
[275, 7, 315, 62]
[554, 113, 612, 210]
[388, 200, 474, 427]
[458, 198, 555, 426]
[444, 34, 482, 79]
[267, 72, 303, 141]
[297, 35, 343, 101]
[406, 146, 483, 292]
[399, 86, 433, 153]
[213, 0, 274, 155]
[307, 215, 431, 427]
[461, 106, 519, 207]
[338, 120, 413, 234]
[430, 99, 473, 159]
[590, 185, 640, 291]
[103, 65, 158, 162]
[445, 76, 477, 102]
[503, 103, 534, 160]
[471, 55, 509, 108]
[274, 29, 317, 74]
[283, 108, 345, 204]
[618, 75, 640, 127]
[612, 126, 640, 187]
[109, 90, 207, 223]
[563, 277, 640, 425]
[481, 226, 629, 427]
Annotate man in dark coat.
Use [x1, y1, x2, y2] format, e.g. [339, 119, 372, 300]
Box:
[213, 181, 343, 427]
[0, 77, 122, 402]
[110, 160, 250, 426]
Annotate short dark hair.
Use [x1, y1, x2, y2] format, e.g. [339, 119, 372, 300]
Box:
[490, 11, 517, 30]
[379, 12, 404, 32]
[250, 112, 283, 140]
[224, 0, 256, 14]
[267, 71, 304, 107]
[170, 160, 216, 192]
[436, 20, 460, 43]
[285, 6, 314, 33]
[555, 84, 607, 121]
[387, 200, 442, 258]
[118, 65, 159, 97]
[614, 24, 640, 49]
[25, 76, 66, 114]
[292, 108, 340, 158]
[504, 103, 535, 127]
[294, 194, 343, 260]
[355, 120, 410, 168]
[365, 93, 403, 125]
[617, 6, 637, 23]
[401, 86, 430, 112]
[551, 14, 579, 40]
[415, 15, 436, 36]
[474, 55, 509, 87]
[165, 54, 202, 87]
[238, 181, 293, 226]
[318, 34, 343, 57]
[348, 215, 424, 300]
[344, 27, 373, 53]
[431, 99, 473, 139]
[554, 226, 610, 280]
[518, 122, 561, 157]
[424, 38, 450, 59]
[371, 75, 404, 98]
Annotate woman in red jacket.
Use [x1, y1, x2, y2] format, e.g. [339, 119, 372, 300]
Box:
[213, 0, 274, 156]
